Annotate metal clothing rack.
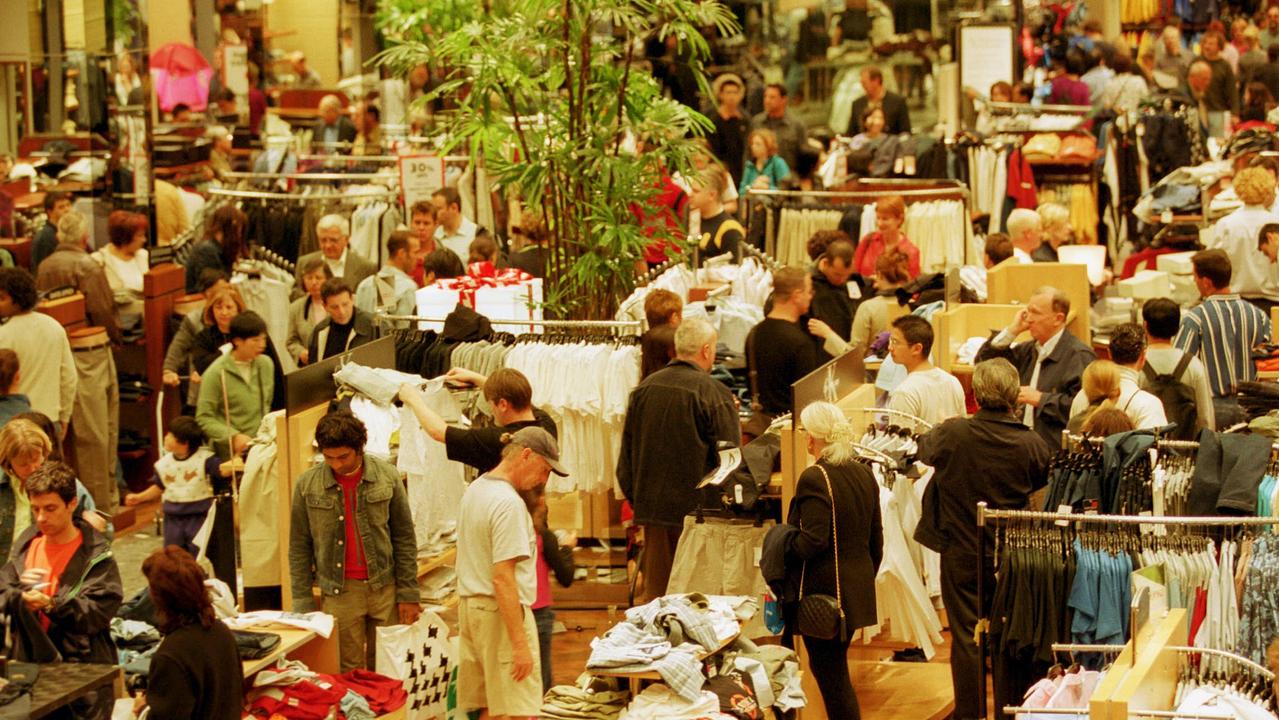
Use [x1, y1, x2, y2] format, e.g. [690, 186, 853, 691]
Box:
[208, 187, 400, 202]
[376, 312, 643, 333]
[973, 503, 1279, 719]
[740, 244, 783, 273]
[223, 171, 400, 182]
[1046, 643, 1276, 681]
[747, 183, 970, 201]
[852, 406, 934, 431]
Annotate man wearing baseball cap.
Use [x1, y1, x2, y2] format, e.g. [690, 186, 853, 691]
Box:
[456, 426, 567, 719]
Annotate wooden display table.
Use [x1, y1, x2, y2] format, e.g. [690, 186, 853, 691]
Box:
[26, 662, 123, 719]
[241, 625, 340, 678]
[850, 661, 954, 720]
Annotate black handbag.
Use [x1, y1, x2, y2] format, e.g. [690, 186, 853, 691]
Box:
[796, 465, 847, 641]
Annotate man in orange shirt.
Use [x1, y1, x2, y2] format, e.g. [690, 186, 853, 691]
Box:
[0, 461, 122, 718]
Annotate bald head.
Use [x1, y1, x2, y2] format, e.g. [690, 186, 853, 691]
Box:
[1187, 61, 1212, 94]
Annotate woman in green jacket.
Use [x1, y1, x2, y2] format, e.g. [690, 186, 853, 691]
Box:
[196, 311, 274, 458]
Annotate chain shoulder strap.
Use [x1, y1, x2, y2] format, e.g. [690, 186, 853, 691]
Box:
[798, 463, 842, 608]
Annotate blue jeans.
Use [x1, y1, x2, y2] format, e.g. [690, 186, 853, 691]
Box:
[534, 606, 555, 692]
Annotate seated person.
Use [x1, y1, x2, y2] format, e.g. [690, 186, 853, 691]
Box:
[0, 462, 122, 719]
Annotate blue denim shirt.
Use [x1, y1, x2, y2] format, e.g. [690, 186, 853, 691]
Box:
[288, 454, 418, 610]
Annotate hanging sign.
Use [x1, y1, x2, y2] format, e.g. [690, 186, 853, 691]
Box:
[399, 155, 446, 210]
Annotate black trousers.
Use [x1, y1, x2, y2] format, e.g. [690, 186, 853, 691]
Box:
[803, 633, 861, 720]
[942, 551, 1032, 720]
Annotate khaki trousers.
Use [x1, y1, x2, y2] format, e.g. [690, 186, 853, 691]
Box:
[327, 578, 396, 673]
[69, 344, 119, 514]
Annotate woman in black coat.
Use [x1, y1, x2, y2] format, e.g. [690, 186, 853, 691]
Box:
[135, 546, 242, 720]
[786, 401, 883, 719]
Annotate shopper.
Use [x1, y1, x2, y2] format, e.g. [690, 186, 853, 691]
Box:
[1007, 208, 1043, 263]
[399, 367, 558, 475]
[355, 230, 419, 317]
[519, 484, 575, 693]
[195, 311, 274, 459]
[1098, 52, 1151, 114]
[0, 418, 105, 558]
[286, 257, 332, 366]
[0, 462, 122, 719]
[184, 205, 250, 294]
[1046, 50, 1091, 106]
[1067, 323, 1168, 431]
[1174, 249, 1270, 428]
[295, 215, 377, 293]
[312, 94, 355, 148]
[0, 351, 28, 428]
[308, 279, 376, 363]
[747, 267, 818, 420]
[456, 427, 566, 719]
[122, 416, 227, 559]
[38, 210, 121, 344]
[135, 546, 242, 720]
[96, 210, 150, 319]
[1154, 26, 1192, 85]
[190, 285, 287, 406]
[1140, 297, 1215, 433]
[0, 268, 76, 437]
[289, 411, 420, 672]
[1197, 31, 1239, 136]
[640, 289, 683, 379]
[708, 73, 751, 187]
[781, 400, 882, 719]
[618, 317, 739, 603]
[848, 65, 911, 136]
[506, 214, 550, 280]
[690, 166, 745, 264]
[976, 286, 1096, 449]
[31, 191, 72, 272]
[885, 316, 966, 427]
[1207, 167, 1279, 310]
[351, 102, 383, 157]
[914, 358, 1053, 720]
[846, 250, 912, 355]
[851, 195, 920, 279]
[752, 84, 807, 171]
[1033, 203, 1072, 262]
[432, 187, 478, 261]
[739, 128, 790, 195]
[805, 232, 858, 362]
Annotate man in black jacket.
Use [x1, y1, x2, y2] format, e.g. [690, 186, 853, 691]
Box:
[0, 462, 123, 719]
[309, 279, 376, 363]
[975, 285, 1095, 449]
[312, 95, 357, 151]
[848, 65, 912, 136]
[914, 358, 1052, 720]
[804, 233, 859, 362]
[617, 317, 739, 603]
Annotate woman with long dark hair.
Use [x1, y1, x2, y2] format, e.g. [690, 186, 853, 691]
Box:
[183, 205, 250, 293]
[134, 546, 241, 720]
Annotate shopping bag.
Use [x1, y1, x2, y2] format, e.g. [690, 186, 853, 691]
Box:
[375, 610, 453, 720]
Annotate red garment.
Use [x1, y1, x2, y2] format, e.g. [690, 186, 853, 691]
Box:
[533, 532, 552, 610]
[852, 232, 921, 279]
[1120, 247, 1177, 279]
[1188, 587, 1208, 652]
[1234, 121, 1276, 134]
[336, 467, 369, 581]
[336, 669, 408, 713]
[1007, 149, 1038, 210]
[631, 172, 689, 265]
[247, 678, 347, 719]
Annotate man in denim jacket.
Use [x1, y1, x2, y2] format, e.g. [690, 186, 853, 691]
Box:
[289, 410, 420, 672]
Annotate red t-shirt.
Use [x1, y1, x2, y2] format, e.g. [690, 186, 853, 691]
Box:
[25, 532, 83, 630]
[336, 467, 369, 581]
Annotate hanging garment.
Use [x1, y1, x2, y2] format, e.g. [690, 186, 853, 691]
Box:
[666, 517, 773, 639]
[397, 383, 467, 554]
[70, 343, 120, 515]
[234, 275, 297, 374]
[240, 411, 284, 590]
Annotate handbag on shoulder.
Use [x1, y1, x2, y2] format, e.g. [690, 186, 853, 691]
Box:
[796, 464, 847, 641]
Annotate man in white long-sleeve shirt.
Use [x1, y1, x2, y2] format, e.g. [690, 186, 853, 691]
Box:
[0, 268, 76, 438]
[1206, 166, 1279, 312]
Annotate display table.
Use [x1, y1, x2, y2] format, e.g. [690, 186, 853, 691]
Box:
[592, 630, 741, 696]
[850, 661, 954, 720]
[27, 662, 122, 720]
[241, 626, 340, 678]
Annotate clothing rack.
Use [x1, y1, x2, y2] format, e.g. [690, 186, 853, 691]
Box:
[292, 154, 472, 164]
[222, 171, 400, 182]
[376, 312, 643, 333]
[208, 187, 400, 202]
[747, 184, 969, 201]
[1047, 643, 1276, 681]
[739, 244, 783, 272]
[851, 406, 934, 431]
[1062, 432, 1202, 452]
[637, 256, 689, 287]
[987, 101, 1093, 115]
[973, 503, 1279, 719]
[249, 246, 296, 274]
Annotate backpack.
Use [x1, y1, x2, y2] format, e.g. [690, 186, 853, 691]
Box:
[1142, 351, 1199, 440]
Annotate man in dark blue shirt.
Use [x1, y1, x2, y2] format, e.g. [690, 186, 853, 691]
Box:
[32, 191, 71, 272]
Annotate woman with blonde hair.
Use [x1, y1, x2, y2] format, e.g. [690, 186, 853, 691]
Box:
[0, 418, 105, 558]
[783, 400, 883, 717]
[1034, 202, 1073, 262]
[1067, 359, 1124, 433]
[190, 284, 286, 410]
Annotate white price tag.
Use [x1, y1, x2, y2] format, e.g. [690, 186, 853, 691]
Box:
[1055, 504, 1073, 527]
[399, 155, 446, 211]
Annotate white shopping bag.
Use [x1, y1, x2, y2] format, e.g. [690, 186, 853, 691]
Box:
[376, 610, 453, 720]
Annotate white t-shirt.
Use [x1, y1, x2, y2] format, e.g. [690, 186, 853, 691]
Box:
[888, 367, 967, 427]
[456, 475, 536, 606]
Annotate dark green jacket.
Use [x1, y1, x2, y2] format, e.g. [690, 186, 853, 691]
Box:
[288, 454, 418, 610]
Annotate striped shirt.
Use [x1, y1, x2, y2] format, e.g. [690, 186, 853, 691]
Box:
[1174, 294, 1270, 397]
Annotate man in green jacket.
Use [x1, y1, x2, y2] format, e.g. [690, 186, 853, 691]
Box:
[196, 311, 274, 458]
[289, 410, 420, 672]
